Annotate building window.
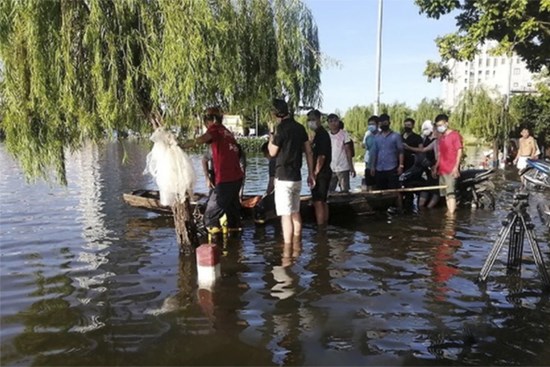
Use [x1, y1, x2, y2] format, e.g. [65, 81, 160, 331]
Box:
[464, 78, 468, 83]
[478, 58, 482, 66]
[527, 83, 532, 87]
[501, 58, 505, 64]
[513, 82, 519, 88]
[478, 78, 481, 83]
[478, 70, 482, 75]
[516, 58, 520, 64]
[465, 70, 468, 75]
[465, 61, 469, 66]
[493, 58, 497, 67]
[493, 70, 496, 76]
[485, 70, 490, 75]
[486, 58, 490, 67]
[514, 68, 520, 75]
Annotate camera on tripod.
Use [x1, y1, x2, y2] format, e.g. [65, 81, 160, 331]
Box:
[478, 191, 550, 288]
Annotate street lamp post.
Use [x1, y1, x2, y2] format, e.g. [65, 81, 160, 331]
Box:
[374, 0, 383, 115]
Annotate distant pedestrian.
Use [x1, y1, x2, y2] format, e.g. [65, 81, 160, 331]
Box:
[268, 98, 315, 245]
[362, 115, 379, 191]
[307, 109, 332, 225]
[513, 126, 539, 171]
[327, 113, 355, 193]
[433, 114, 463, 215]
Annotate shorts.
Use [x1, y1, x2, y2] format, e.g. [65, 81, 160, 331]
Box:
[311, 175, 330, 201]
[375, 168, 399, 190]
[274, 179, 302, 216]
[439, 174, 456, 197]
[364, 167, 376, 186]
[329, 171, 350, 192]
[516, 156, 529, 170]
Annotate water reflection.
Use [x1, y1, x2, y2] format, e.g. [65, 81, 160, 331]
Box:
[1, 141, 550, 366]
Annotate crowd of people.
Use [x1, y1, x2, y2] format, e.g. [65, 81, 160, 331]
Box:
[183, 99, 471, 246]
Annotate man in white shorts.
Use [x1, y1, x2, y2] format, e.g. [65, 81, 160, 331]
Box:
[268, 99, 315, 245]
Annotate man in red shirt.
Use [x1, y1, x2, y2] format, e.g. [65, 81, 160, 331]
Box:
[433, 114, 463, 215]
[184, 107, 244, 232]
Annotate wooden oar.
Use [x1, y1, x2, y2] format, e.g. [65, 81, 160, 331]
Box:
[363, 185, 447, 195]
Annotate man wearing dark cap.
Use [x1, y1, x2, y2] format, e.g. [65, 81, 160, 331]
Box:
[268, 99, 315, 244]
[183, 107, 244, 233]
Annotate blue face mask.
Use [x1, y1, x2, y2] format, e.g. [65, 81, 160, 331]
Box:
[368, 125, 377, 133]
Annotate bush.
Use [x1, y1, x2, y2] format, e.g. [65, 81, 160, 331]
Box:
[237, 137, 268, 153]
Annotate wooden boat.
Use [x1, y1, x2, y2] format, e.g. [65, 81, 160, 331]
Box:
[122, 189, 400, 223]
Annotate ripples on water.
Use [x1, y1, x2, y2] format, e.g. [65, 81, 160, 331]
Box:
[1, 141, 550, 366]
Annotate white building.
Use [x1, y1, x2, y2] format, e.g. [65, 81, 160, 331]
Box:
[442, 41, 538, 109]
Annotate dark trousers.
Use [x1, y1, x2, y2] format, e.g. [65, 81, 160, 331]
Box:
[204, 179, 242, 228]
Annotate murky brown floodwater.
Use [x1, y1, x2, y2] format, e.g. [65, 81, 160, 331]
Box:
[1, 141, 550, 366]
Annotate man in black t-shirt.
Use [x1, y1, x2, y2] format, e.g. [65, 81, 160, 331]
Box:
[268, 99, 315, 245]
[402, 118, 423, 171]
[307, 109, 332, 225]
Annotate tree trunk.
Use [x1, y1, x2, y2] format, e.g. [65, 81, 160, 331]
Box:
[172, 195, 198, 255]
[493, 141, 500, 169]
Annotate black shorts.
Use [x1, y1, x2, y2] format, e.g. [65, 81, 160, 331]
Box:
[364, 168, 376, 186]
[312, 175, 330, 201]
[375, 168, 399, 190]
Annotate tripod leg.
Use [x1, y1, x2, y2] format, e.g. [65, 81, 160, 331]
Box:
[507, 216, 524, 270]
[478, 214, 517, 282]
[520, 215, 550, 287]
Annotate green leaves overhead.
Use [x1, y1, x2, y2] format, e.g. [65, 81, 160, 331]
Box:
[416, 0, 550, 79]
[0, 0, 321, 183]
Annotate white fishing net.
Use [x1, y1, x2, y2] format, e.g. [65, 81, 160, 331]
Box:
[143, 128, 196, 206]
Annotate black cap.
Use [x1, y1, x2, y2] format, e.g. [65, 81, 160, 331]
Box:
[272, 98, 289, 118]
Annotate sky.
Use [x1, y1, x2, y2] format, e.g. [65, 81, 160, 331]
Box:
[304, 0, 456, 114]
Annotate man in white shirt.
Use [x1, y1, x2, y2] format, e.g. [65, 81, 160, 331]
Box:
[327, 114, 355, 193]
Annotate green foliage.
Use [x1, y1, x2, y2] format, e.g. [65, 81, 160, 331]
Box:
[509, 84, 550, 146]
[454, 87, 506, 142]
[236, 137, 268, 153]
[416, 0, 550, 77]
[414, 98, 449, 125]
[379, 102, 414, 129]
[0, 0, 321, 183]
[342, 105, 373, 141]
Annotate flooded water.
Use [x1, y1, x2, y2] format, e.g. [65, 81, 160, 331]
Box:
[1, 141, 550, 366]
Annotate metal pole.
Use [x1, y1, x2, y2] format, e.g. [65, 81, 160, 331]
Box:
[255, 106, 258, 137]
[502, 54, 513, 168]
[374, 0, 383, 115]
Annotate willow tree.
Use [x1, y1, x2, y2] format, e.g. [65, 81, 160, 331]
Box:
[0, 0, 321, 184]
[455, 87, 508, 164]
[414, 98, 449, 126]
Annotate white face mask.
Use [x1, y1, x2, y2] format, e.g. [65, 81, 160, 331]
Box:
[436, 125, 447, 133]
[307, 120, 317, 129]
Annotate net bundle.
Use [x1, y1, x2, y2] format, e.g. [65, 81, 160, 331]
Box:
[144, 128, 196, 206]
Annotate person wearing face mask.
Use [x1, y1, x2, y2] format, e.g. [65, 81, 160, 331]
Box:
[370, 113, 405, 213]
[433, 114, 463, 215]
[402, 118, 423, 171]
[306, 109, 332, 225]
[327, 113, 355, 193]
[405, 120, 440, 208]
[362, 115, 379, 191]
